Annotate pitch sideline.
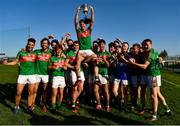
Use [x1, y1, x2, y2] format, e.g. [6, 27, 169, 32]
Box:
[162, 78, 180, 88]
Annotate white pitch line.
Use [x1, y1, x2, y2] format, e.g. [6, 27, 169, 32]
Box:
[162, 79, 180, 88]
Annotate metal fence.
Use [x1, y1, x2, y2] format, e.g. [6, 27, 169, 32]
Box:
[163, 59, 180, 72]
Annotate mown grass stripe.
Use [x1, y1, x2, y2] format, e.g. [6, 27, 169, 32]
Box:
[162, 78, 180, 88]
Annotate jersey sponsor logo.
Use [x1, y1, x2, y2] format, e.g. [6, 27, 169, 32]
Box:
[77, 29, 90, 38]
[53, 60, 65, 67]
[20, 54, 36, 62]
[37, 54, 51, 62]
[97, 56, 103, 63]
[97, 54, 108, 63]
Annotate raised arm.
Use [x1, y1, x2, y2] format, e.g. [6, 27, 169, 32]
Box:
[74, 6, 81, 31]
[89, 6, 94, 30]
[59, 33, 71, 50]
[132, 60, 150, 70]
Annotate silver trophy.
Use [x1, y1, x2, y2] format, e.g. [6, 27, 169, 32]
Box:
[81, 3, 91, 24]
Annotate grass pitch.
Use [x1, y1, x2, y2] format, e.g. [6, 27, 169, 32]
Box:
[0, 64, 179, 125]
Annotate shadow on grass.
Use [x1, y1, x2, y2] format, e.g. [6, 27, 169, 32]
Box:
[29, 113, 96, 125]
[0, 83, 148, 125]
[85, 107, 148, 125]
[28, 107, 148, 125]
[29, 114, 62, 125]
[0, 83, 29, 112]
[0, 83, 16, 110]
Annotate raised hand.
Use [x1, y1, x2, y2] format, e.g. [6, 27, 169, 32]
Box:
[89, 6, 93, 10]
[77, 6, 81, 12]
[48, 34, 55, 39]
[65, 32, 71, 38]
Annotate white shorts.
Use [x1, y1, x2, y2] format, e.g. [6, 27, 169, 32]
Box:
[71, 70, 85, 85]
[79, 50, 95, 57]
[114, 78, 128, 86]
[94, 74, 108, 85]
[36, 75, 49, 83]
[52, 76, 66, 88]
[152, 75, 161, 87]
[17, 75, 36, 84]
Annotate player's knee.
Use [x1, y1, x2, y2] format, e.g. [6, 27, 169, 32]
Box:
[16, 91, 22, 96]
[112, 89, 118, 96]
[28, 91, 33, 96]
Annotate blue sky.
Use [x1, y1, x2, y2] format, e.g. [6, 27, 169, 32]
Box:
[0, 0, 179, 57]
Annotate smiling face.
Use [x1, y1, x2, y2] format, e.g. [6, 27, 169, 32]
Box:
[116, 46, 122, 53]
[122, 43, 128, 53]
[51, 42, 57, 50]
[80, 21, 87, 31]
[109, 46, 115, 54]
[56, 47, 62, 57]
[99, 42, 106, 52]
[132, 45, 140, 55]
[41, 40, 49, 50]
[143, 41, 152, 52]
[73, 42, 79, 51]
[26, 41, 35, 52]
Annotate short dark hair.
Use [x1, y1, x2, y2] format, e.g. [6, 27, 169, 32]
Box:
[51, 39, 59, 45]
[73, 41, 79, 44]
[28, 38, 36, 44]
[122, 42, 129, 47]
[67, 39, 73, 42]
[55, 44, 63, 51]
[132, 43, 140, 48]
[79, 19, 85, 24]
[109, 42, 116, 47]
[98, 39, 106, 45]
[142, 39, 152, 44]
[114, 40, 120, 45]
[40, 37, 50, 45]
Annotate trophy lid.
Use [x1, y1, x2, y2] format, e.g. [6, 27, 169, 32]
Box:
[81, 3, 89, 15]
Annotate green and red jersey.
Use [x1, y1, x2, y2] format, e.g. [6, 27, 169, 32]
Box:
[66, 50, 76, 66]
[16, 50, 36, 75]
[77, 28, 92, 50]
[96, 51, 110, 75]
[66, 50, 83, 71]
[35, 49, 51, 75]
[49, 56, 66, 76]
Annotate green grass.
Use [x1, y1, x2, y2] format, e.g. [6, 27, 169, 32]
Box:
[0, 64, 180, 125]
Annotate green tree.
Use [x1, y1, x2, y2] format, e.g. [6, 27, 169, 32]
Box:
[159, 49, 168, 59]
